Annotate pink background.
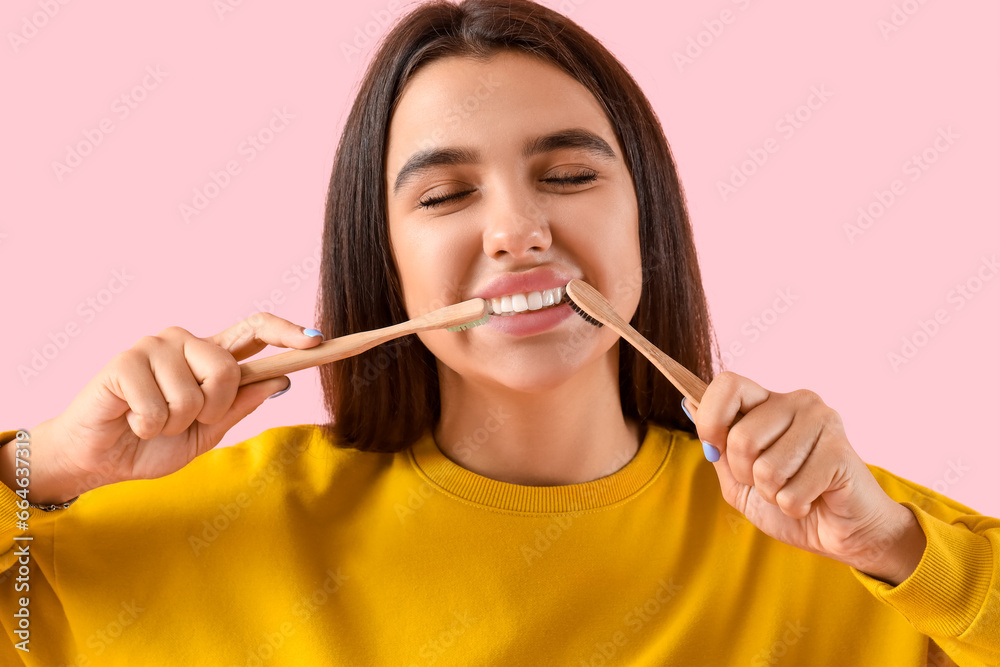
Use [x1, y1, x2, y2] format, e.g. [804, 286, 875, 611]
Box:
[3, 1, 998, 515]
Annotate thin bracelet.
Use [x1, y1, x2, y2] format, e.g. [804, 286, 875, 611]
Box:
[28, 497, 79, 512]
[2, 434, 80, 511]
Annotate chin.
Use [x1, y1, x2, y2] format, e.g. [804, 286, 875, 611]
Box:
[442, 349, 610, 395]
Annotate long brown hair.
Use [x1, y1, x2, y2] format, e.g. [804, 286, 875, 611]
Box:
[317, 0, 718, 452]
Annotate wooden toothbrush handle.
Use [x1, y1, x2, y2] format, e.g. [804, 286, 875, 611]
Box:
[618, 324, 709, 406]
[618, 324, 745, 423]
[239, 329, 395, 386]
[238, 297, 488, 386]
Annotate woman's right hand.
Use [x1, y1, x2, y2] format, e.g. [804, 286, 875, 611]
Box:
[5, 313, 324, 505]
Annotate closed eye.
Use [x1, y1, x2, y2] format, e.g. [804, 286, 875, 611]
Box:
[417, 171, 599, 209]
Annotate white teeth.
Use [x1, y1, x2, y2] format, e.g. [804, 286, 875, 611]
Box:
[487, 285, 568, 315]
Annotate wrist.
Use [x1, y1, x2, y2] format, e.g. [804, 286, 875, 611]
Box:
[0, 418, 91, 505]
[848, 502, 927, 586]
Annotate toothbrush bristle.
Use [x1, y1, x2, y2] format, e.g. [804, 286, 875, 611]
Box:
[447, 313, 491, 332]
[566, 296, 604, 327]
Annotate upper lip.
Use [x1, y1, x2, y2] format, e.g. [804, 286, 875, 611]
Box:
[472, 268, 580, 301]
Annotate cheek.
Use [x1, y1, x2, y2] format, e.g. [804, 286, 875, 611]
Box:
[390, 226, 473, 317]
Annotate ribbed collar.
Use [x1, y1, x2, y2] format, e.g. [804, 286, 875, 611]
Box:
[407, 424, 674, 514]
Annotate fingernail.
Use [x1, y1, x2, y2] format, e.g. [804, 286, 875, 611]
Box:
[303, 328, 324, 340]
[268, 379, 291, 400]
[680, 397, 694, 423]
[702, 441, 720, 462]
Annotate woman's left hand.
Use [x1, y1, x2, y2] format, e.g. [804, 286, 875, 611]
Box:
[682, 371, 927, 586]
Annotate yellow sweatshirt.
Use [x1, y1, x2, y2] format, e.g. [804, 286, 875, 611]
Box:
[0, 423, 997, 666]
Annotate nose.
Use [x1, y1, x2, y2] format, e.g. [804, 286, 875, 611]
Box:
[481, 197, 553, 260]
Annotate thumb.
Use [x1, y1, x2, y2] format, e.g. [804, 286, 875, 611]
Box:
[195, 376, 291, 452]
[681, 397, 744, 509]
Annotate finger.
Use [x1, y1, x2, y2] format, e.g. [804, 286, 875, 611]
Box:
[726, 398, 795, 489]
[146, 347, 206, 437]
[193, 376, 291, 455]
[774, 423, 845, 519]
[110, 351, 170, 439]
[749, 410, 818, 505]
[180, 337, 241, 425]
[206, 313, 325, 362]
[693, 371, 771, 459]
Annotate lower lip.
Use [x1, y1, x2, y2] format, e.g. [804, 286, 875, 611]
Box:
[484, 302, 576, 336]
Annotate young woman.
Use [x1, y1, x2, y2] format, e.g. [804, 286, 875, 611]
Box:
[2, 1, 997, 664]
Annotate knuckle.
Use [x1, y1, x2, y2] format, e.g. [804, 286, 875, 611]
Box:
[113, 348, 143, 369]
[245, 311, 277, 329]
[726, 426, 756, 457]
[794, 388, 823, 406]
[132, 334, 164, 353]
[157, 325, 192, 339]
[752, 456, 778, 485]
[140, 404, 169, 428]
[715, 371, 741, 391]
[212, 357, 241, 385]
[774, 487, 800, 512]
[198, 342, 241, 382]
[170, 387, 205, 414]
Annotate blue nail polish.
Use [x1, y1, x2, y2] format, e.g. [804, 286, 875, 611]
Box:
[303, 328, 324, 339]
[680, 398, 694, 423]
[702, 441, 720, 462]
[268, 380, 291, 400]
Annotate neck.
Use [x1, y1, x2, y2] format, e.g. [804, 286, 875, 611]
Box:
[433, 346, 643, 486]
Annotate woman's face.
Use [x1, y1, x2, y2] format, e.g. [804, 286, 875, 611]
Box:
[385, 50, 642, 393]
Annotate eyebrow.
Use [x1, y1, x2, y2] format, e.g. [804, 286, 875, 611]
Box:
[391, 128, 618, 196]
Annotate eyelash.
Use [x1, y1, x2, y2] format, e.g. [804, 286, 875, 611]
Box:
[417, 171, 599, 209]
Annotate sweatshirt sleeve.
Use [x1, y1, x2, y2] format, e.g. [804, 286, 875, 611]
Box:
[0, 431, 64, 573]
[851, 464, 1000, 667]
[1, 429, 77, 663]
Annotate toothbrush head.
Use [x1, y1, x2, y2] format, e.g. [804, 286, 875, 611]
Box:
[446, 312, 491, 332]
[564, 287, 604, 327]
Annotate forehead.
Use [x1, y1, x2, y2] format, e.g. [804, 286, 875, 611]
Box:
[385, 51, 615, 166]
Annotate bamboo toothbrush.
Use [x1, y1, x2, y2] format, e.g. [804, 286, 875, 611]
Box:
[238, 298, 490, 386]
[565, 279, 713, 409]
